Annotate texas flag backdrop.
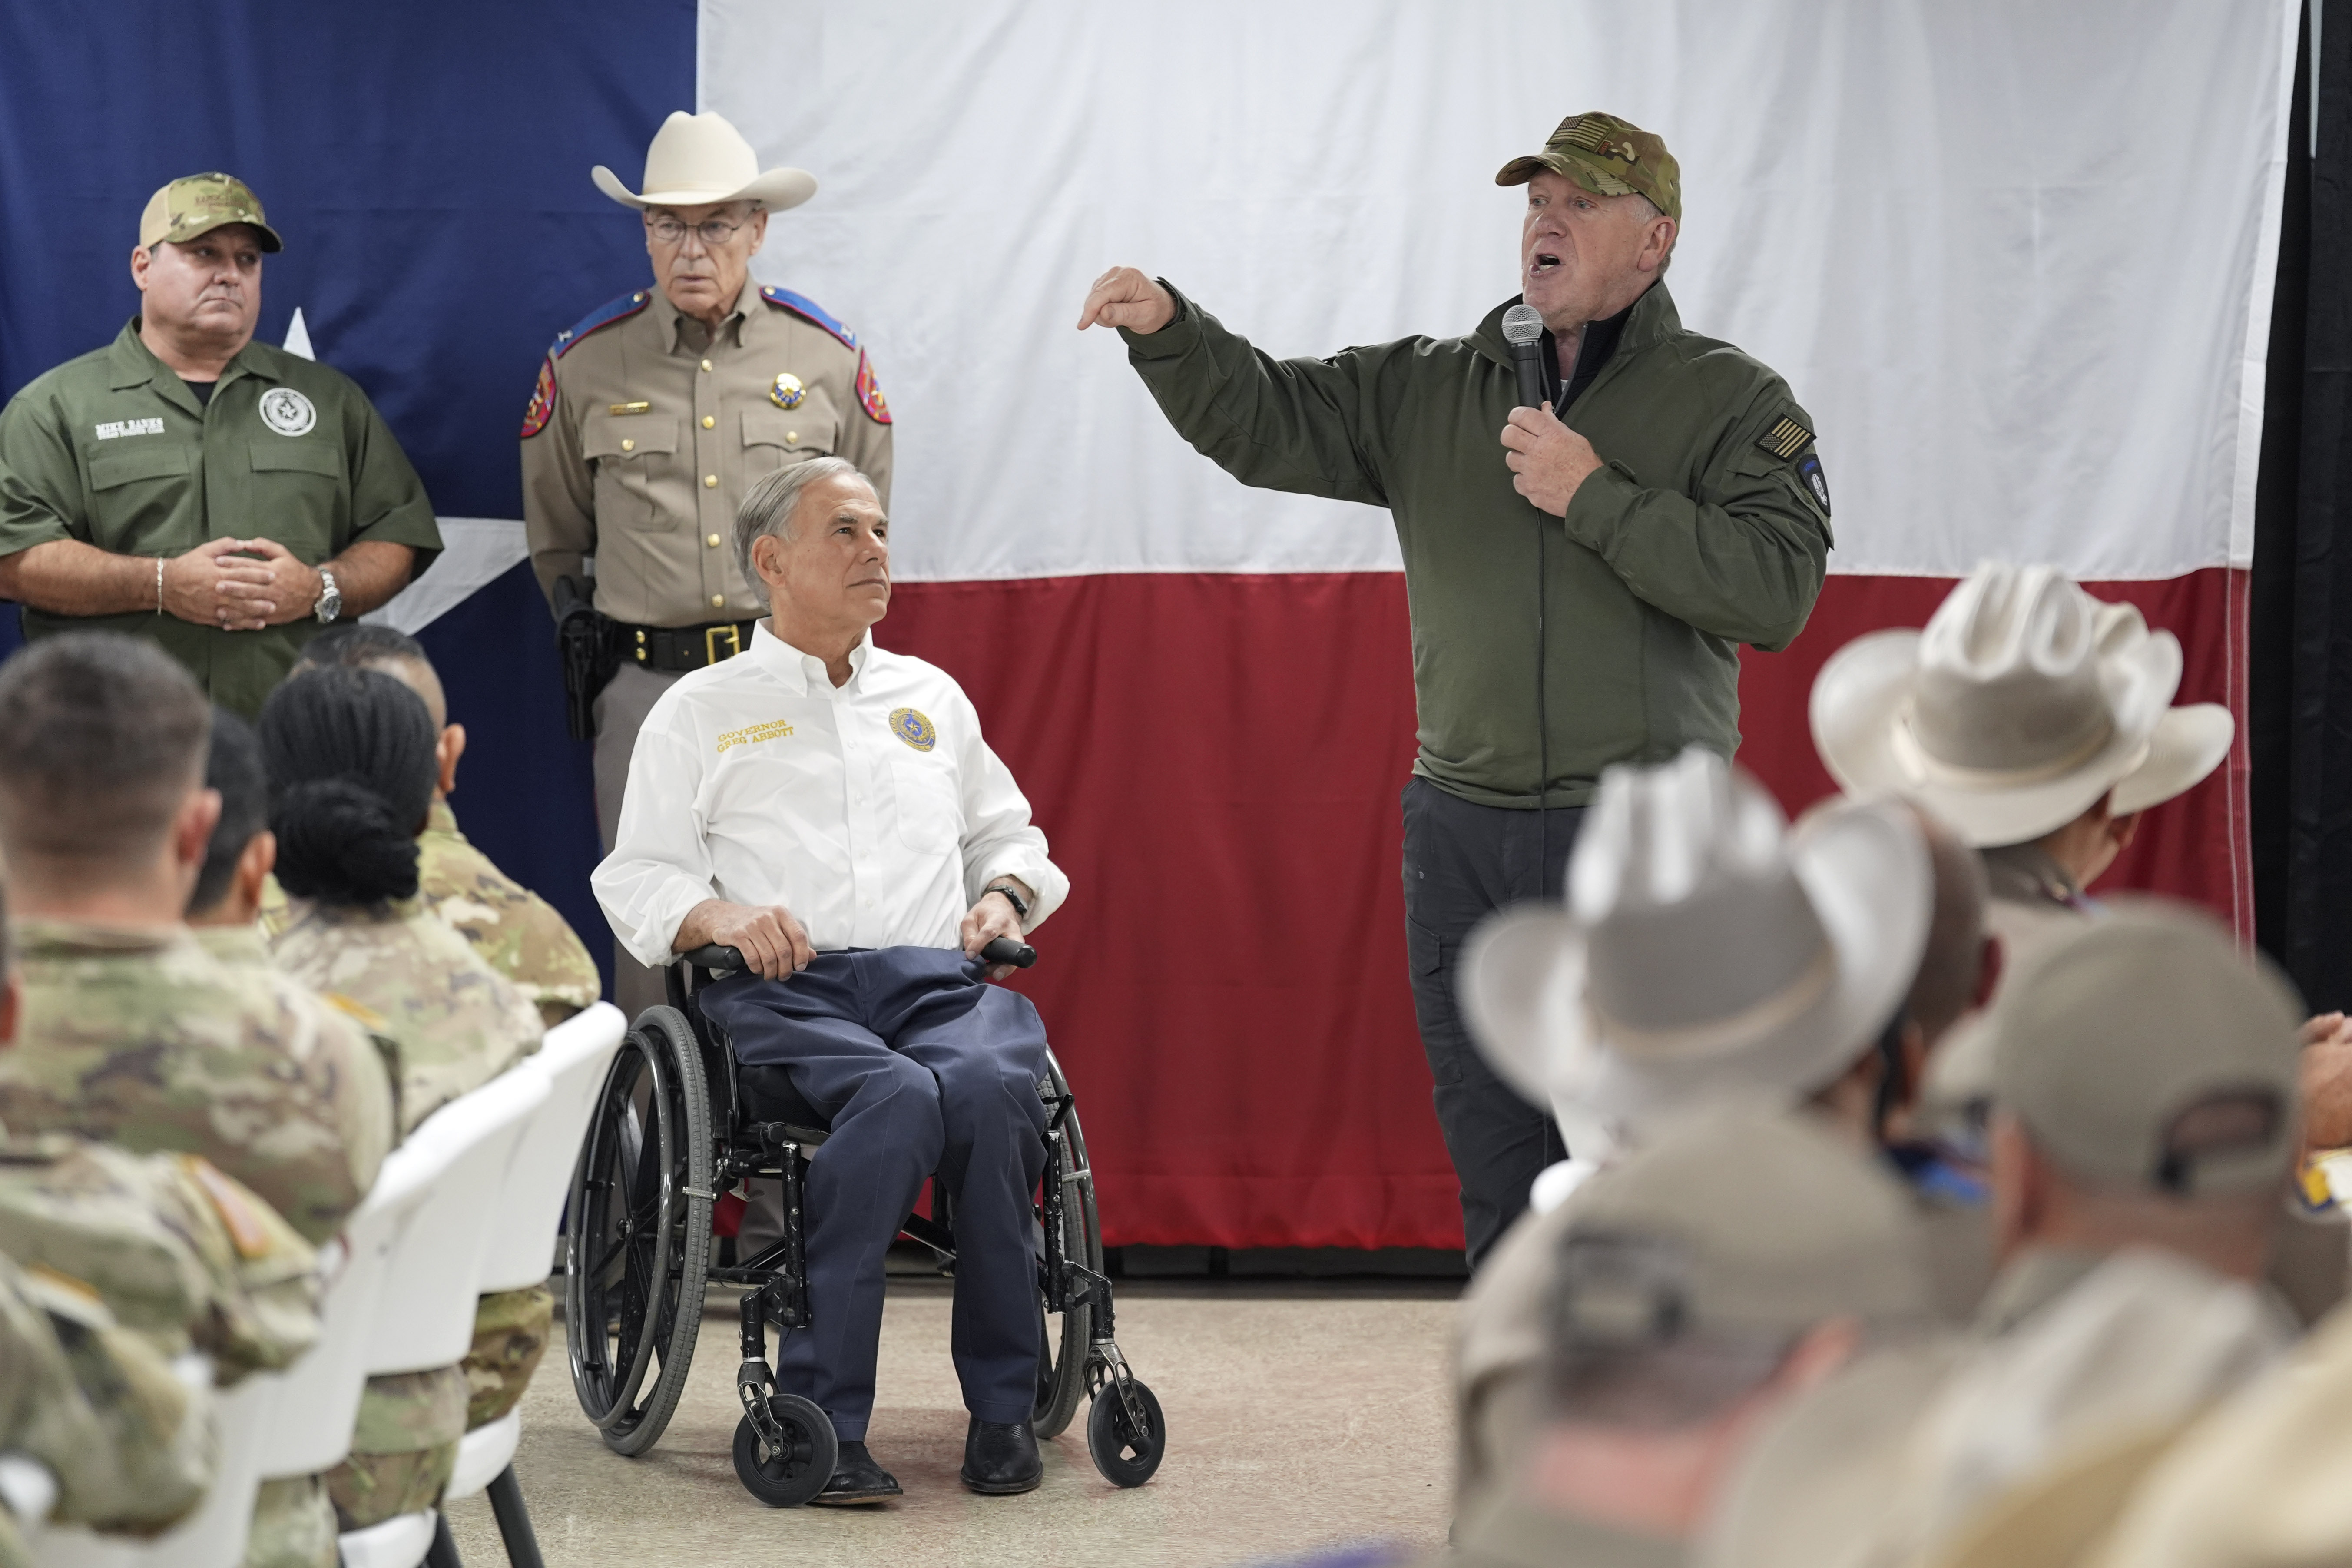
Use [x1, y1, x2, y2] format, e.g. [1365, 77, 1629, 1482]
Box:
[0, 1, 2299, 1250]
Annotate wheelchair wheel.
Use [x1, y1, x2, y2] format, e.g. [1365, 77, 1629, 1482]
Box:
[732, 1393, 838, 1507]
[565, 1006, 713, 1456]
[1032, 1052, 1100, 1439]
[1086, 1376, 1166, 1488]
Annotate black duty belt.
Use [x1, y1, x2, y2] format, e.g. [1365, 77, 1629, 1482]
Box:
[623, 619, 759, 673]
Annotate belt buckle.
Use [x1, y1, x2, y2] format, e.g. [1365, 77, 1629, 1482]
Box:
[705, 623, 742, 665]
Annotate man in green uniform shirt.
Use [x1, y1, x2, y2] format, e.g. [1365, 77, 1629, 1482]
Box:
[0, 172, 441, 717]
[1078, 112, 1834, 1266]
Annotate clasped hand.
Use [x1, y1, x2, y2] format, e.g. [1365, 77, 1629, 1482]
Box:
[1499, 403, 1604, 517]
[162, 537, 322, 630]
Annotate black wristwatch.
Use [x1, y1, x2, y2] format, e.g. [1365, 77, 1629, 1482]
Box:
[983, 882, 1030, 920]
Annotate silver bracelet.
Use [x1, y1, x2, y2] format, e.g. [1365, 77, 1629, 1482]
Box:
[154, 556, 163, 615]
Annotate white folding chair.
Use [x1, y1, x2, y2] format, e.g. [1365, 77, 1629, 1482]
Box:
[439, 1005, 625, 1568]
[336, 1067, 547, 1568]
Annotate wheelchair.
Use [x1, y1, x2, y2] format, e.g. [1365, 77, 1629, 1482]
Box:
[563, 936, 1166, 1505]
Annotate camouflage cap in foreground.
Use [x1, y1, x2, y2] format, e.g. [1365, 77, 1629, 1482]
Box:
[1496, 111, 1681, 222]
[1992, 903, 2305, 1197]
[138, 172, 283, 252]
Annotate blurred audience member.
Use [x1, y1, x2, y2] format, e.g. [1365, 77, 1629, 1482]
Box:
[1706, 906, 2307, 1568]
[277, 624, 601, 1024]
[1451, 747, 2006, 1524]
[1447, 1108, 1933, 1568]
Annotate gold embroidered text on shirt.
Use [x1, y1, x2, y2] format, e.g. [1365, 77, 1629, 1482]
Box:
[716, 719, 795, 754]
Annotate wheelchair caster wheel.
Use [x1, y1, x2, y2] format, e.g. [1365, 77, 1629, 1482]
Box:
[732, 1393, 838, 1507]
[1085, 1377, 1165, 1488]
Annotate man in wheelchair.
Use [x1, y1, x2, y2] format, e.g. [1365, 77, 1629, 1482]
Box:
[593, 456, 1070, 1504]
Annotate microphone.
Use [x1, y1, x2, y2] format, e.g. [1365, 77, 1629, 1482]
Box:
[1502, 304, 1547, 412]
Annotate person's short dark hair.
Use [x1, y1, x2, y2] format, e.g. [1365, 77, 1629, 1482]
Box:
[0, 632, 210, 866]
[294, 622, 430, 674]
[258, 666, 437, 906]
[188, 708, 267, 917]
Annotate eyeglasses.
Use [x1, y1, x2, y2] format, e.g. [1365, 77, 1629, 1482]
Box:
[646, 215, 752, 248]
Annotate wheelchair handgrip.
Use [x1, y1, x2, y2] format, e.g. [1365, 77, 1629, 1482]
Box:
[682, 938, 1035, 975]
[980, 937, 1037, 968]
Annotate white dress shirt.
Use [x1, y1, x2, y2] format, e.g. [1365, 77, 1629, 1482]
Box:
[593, 622, 1068, 967]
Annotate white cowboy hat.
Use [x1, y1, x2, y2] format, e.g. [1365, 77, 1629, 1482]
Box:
[1461, 747, 1932, 1135]
[1809, 563, 2232, 848]
[592, 110, 817, 212]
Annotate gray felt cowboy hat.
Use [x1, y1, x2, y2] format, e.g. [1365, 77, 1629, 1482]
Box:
[593, 110, 817, 212]
[1461, 747, 1932, 1136]
[1809, 563, 2233, 848]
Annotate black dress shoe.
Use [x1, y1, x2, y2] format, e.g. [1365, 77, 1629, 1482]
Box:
[809, 1441, 902, 1505]
[960, 1416, 1043, 1495]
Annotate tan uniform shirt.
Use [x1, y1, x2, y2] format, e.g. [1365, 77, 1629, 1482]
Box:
[519, 276, 893, 628]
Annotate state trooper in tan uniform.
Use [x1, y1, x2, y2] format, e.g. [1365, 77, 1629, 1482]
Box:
[522, 111, 892, 1013]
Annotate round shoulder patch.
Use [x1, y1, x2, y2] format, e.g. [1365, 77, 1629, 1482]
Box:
[258, 385, 317, 437]
[888, 707, 937, 752]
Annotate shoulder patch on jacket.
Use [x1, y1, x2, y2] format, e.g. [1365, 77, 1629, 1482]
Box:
[854, 350, 891, 424]
[1756, 414, 1814, 461]
[547, 291, 652, 361]
[519, 355, 557, 439]
[760, 285, 858, 350]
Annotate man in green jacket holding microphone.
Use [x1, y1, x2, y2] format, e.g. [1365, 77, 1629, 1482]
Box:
[1078, 112, 1833, 1266]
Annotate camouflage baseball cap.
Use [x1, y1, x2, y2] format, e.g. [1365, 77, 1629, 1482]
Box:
[1497, 111, 1681, 224]
[137, 172, 282, 253]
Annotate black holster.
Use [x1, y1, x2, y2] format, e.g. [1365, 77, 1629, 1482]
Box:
[553, 576, 621, 741]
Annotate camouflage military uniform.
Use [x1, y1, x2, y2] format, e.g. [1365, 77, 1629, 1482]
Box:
[268, 898, 542, 1137]
[417, 800, 602, 1026]
[325, 1365, 469, 1528]
[0, 1130, 332, 1552]
[0, 1249, 211, 1552]
[0, 919, 394, 1243]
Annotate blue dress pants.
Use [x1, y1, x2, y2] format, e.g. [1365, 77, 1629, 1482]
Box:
[700, 947, 1050, 1441]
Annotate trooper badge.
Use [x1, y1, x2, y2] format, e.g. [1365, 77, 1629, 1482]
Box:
[258, 386, 316, 437]
[769, 372, 806, 409]
[889, 707, 937, 753]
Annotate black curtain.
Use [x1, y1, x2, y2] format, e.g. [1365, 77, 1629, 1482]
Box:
[2258, 2, 2352, 1008]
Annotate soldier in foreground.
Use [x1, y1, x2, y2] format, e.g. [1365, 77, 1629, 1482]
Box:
[0, 634, 390, 1243]
[275, 623, 600, 1023]
[258, 665, 544, 1531]
[523, 109, 893, 1017]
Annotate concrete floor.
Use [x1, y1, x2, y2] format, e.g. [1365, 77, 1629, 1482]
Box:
[445, 1278, 1458, 1568]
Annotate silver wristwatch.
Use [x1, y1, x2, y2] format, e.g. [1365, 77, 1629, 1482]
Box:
[312, 566, 342, 623]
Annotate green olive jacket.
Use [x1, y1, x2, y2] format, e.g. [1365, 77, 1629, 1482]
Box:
[1121, 281, 1832, 807]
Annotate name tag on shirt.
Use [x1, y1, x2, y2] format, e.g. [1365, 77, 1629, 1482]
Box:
[93, 418, 165, 440]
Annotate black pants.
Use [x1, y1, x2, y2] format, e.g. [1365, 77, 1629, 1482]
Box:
[1401, 778, 1585, 1269]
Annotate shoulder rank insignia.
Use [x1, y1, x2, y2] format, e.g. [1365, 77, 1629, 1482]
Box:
[855, 350, 892, 425]
[760, 284, 858, 350]
[1756, 414, 1813, 461]
[547, 290, 651, 362]
[520, 356, 557, 439]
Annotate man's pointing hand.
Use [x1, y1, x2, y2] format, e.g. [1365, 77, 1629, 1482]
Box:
[1077, 267, 1176, 335]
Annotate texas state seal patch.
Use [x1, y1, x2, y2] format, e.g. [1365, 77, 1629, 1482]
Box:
[888, 707, 936, 752]
[855, 350, 892, 425]
[520, 356, 557, 439]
